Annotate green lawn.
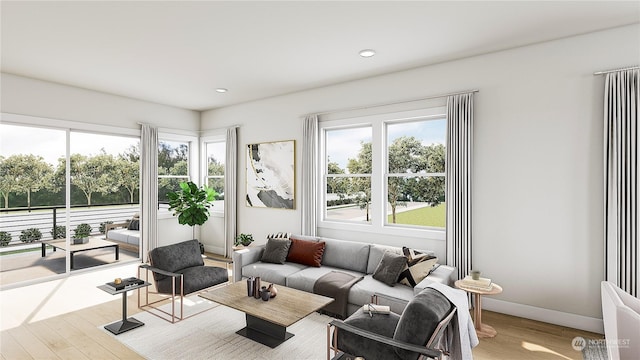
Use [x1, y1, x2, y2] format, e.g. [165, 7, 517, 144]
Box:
[387, 202, 446, 228]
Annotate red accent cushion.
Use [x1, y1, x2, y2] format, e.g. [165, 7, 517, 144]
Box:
[287, 238, 326, 267]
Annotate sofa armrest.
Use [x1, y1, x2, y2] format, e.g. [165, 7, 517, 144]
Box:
[414, 265, 456, 295]
[232, 245, 265, 282]
[105, 222, 130, 238]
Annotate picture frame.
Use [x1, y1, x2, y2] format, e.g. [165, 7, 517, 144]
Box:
[246, 140, 295, 209]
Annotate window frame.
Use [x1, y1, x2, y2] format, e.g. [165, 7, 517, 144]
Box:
[319, 107, 447, 240]
[157, 133, 198, 215]
[200, 133, 226, 215]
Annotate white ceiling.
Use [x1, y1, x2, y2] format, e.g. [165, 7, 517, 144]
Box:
[2, 1, 639, 111]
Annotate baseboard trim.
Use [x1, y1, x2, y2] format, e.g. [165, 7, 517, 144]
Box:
[482, 298, 604, 334]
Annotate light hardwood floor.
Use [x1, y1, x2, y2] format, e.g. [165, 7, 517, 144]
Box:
[1, 260, 601, 360]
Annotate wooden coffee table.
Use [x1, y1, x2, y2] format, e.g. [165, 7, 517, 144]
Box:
[41, 238, 119, 269]
[200, 281, 333, 348]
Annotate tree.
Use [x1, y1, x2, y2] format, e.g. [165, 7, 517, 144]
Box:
[326, 160, 348, 199]
[347, 142, 373, 221]
[207, 156, 225, 198]
[0, 156, 17, 208]
[387, 136, 425, 223]
[66, 152, 118, 205]
[115, 157, 139, 203]
[2, 155, 53, 208]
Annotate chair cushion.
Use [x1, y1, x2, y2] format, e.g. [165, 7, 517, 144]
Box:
[393, 287, 452, 360]
[337, 308, 402, 360]
[156, 265, 228, 295]
[260, 238, 291, 264]
[149, 240, 204, 281]
[287, 238, 326, 267]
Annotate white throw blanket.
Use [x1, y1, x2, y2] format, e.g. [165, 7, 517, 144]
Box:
[428, 282, 479, 360]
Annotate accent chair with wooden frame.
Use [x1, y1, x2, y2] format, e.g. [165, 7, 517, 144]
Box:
[138, 239, 229, 323]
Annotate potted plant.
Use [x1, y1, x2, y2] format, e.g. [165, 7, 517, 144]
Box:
[167, 181, 217, 248]
[0, 231, 11, 247]
[234, 233, 254, 247]
[73, 223, 92, 244]
[19, 228, 42, 243]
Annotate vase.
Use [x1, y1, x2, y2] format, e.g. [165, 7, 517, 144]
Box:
[260, 286, 270, 301]
[268, 283, 277, 298]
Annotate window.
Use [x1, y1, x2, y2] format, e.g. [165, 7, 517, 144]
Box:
[386, 119, 446, 228]
[320, 108, 447, 236]
[158, 140, 190, 204]
[204, 141, 225, 210]
[324, 126, 372, 223]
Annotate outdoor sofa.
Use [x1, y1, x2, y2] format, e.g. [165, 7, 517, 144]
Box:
[233, 234, 456, 317]
[105, 216, 140, 250]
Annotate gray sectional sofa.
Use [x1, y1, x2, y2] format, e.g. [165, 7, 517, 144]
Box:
[232, 235, 456, 316]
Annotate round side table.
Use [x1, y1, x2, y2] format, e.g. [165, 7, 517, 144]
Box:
[454, 280, 503, 338]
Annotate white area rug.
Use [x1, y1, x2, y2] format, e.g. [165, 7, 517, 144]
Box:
[102, 295, 332, 360]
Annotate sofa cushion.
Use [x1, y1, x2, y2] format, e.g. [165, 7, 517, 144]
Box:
[348, 275, 415, 314]
[150, 239, 204, 277]
[372, 251, 407, 286]
[322, 238, 370, 273]
[286, 266, 363, 293]
[260, 238, 291, 264]
[108, 229, 140, 245]
[287, 238, 326, 267]
[242, 261, 307, 286]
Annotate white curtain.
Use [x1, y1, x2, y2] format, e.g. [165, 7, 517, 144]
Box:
[140, 124, 158, 262]
[604, 69, 639, 296]
[446, 93, 474, 281]
[301, 115, 319, 236]
[225, 126, 238, 258]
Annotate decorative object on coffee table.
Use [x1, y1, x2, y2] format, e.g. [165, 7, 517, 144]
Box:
[455, 278, 503, 338]
[72, 223, 92, 244]
[246, 140, 295, 209]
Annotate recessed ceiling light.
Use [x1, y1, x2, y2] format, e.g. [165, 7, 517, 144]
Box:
[359, 49, 376, 58]
[215, 88, 228, 93]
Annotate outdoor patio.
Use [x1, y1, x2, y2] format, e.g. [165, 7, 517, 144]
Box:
[0, 246, 139, 286]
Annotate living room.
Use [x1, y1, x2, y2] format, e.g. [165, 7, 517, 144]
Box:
[1, 1, 639, 359]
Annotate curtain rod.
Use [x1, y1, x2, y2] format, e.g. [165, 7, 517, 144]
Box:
[594, 66, 639, 75]
[303, 89, 479, 117]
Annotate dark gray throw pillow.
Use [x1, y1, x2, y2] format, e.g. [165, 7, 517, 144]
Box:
[261, 238, 291, 264]
[373, 250, 407, 286]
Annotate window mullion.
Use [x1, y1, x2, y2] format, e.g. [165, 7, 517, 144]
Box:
[371, 121, 384, 229]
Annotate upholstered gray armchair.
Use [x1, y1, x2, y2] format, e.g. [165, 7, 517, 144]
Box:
[138, 239, 229, 323]
[327, 287, 456, 360]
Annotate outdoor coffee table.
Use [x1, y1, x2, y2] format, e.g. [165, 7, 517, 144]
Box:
[200, 281, 333, 348]
[41, 238, 119, 269]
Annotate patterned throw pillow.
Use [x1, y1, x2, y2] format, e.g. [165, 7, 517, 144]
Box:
[397, 247, 439, 287]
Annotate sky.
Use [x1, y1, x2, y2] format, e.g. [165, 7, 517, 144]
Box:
[326, 118, 446, 171]
[1, 124, 138, 166]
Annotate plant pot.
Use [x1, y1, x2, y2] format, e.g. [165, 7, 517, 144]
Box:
[73, 237, 89, 244]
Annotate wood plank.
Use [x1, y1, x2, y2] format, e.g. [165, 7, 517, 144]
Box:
[0, 330, 32, 360]
[6, 325, 59, 359]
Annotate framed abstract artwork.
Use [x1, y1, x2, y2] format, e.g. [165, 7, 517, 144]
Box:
[246, 140, 295, 209]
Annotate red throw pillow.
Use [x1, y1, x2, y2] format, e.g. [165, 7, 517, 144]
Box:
[287, 238, 326, 267]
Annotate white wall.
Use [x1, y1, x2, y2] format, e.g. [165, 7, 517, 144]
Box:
[201, 24, 640, 331]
